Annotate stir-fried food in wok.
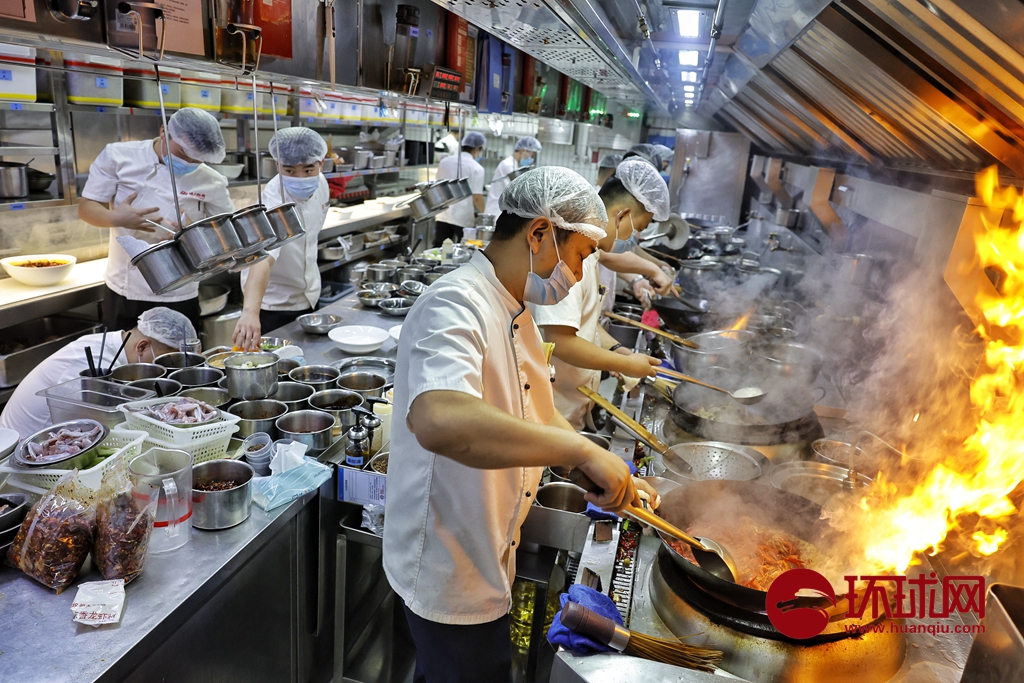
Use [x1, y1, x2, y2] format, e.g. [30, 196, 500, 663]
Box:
[667, 516, 820, 590]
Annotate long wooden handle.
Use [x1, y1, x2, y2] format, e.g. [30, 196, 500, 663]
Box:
[656, 368, 731, 396]
[578, 386, 669, 456]
[605, 312, 698, 349]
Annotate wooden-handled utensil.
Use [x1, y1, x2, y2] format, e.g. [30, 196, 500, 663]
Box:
[656, 367, 767, 406]
[578, 386, 675, 460]
[605, 311, 698, 349]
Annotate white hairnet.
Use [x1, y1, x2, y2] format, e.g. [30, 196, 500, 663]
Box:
[615, 158, 670, 222]
[462, 131, 486, 150]
[137, 307, 197, 348]
[653, 144, 674, 164]
[514, 136, 542, 153]
[598, 154, 622, 169]
[499, 166, 607, 242]
[167, 108, 226, 164]
[624, 143, 661, 170]
[269, 127, 328, 166]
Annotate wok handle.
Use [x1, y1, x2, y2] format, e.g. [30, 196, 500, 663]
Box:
[561, 602, 630, 652]
[657, 368, 730, 396]
[605, 312, 697, 349]
[567, 468, 709, 553]
[578, 386, 671, 456]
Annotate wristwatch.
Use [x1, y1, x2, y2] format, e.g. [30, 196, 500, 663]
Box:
[629, 274, 646, 286]
[609, 343, 623, 352]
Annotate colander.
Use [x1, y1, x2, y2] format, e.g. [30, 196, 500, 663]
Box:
[661, 442, 769, 482]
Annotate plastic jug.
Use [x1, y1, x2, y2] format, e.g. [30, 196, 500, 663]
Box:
[129, 447, 194, 553]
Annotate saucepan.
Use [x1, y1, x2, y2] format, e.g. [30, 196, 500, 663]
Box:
[264, 202, 305, 249]
[176, 212, 245, 270]
[131, 241, 201, 295]
[231, 205, 279, 257]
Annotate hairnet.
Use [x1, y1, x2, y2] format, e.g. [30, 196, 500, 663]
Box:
[499, 166, 607, 242]
[137, 307, 198, 348]
[514, 136, 542, 153]
[462, 131, 486, 150]
[615, 158, 670, 222]
[653, 144, 674, 164]
[598, 154, 622, 169]
[167, 108, 226, 164]
[269, 127, 328, 166]
[624, 143, 661, 170]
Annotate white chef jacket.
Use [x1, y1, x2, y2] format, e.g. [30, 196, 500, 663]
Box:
[240, 174, 330, 311]
[383, 251, 550, 625]
[0, 332, 129, 439]
[434, 133, 459, 161]
[530, 252, 604, 430]
[434, 152, 484, 229]
[81, 139, 235, 303]
[484, 155, 517, 217]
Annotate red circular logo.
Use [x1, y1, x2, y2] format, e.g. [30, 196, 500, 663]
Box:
[765, 568, 837, 639]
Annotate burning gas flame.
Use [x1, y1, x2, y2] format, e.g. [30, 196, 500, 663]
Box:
[826, 166, 1024, 575]
[727, 308, 754, 331]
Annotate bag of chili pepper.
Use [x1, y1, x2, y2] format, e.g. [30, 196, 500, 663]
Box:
[6, 470, 96, 593]
[93, 460, 158, 583]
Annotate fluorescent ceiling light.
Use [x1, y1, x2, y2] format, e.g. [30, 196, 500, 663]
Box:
[676, 10, 701, 38]
[681, 71, 697, 83]
[683, 85, 695, 92]
[678, 50, 699, 66]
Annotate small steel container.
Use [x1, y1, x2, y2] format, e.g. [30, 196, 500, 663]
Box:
[272, 381, 315, 412]
[110, 363, 167, 383]
[309, 389, 364, 437]
[364, 264, 396, 283]
[168, 366, 224, 389]
[131, 241, 198, 295]
[127, 377, 182, 397]
[276, 409, 335, 451]
[192, 459, 254, 530]
[231, 205, 279, 257]
[229, 399, 289, 440]
[337, 371, 387, 400]
[224, 353, 279, 400]
[289, 365, 340, 393]
[179, 387, 232, 409]
[263, 202, 305, 249]
[154, 352, 206, 370]
[397, 266, 427, 283]
[536, 483, 588, 514]
[176, 212, 245, 269]
[276, 358, 301, 379]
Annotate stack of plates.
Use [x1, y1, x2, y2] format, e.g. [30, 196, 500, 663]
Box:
[0, 491, 30, 554]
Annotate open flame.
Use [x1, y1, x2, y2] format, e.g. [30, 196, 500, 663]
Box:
[823, 166, 1024, 577]
[727, 308, 754, 331]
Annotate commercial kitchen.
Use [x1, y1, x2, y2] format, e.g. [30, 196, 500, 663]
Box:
[1, 0, 1023, 682]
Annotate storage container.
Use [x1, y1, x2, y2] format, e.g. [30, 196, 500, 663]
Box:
[0, 43, 36, 102]
[254, 80, 273, 115]
[124, 65, 180, 109]
[120, 397, 241, 445]
[267, 83, 291, 117]
[40, 376, 156, 427]
[0, 428, 147, 493]
[406, 101, 427, 127]
[180, 70, 222, 111]
[221, 78, 267, 114]
[65, 53, 123, 106]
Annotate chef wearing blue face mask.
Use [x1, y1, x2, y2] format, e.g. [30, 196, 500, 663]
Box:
[79, 107, 234, 331]
[383, 166, 657, 683]
[232, 127, 331, 348]
[484, 136, 543, 217]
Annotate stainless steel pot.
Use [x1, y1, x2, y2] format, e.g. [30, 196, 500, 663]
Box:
[835, 253, 877, 288]
[229, 399, 288, 439]
[677, 259, 724, 280]
[168, 366, 224, 389]
[272, 381, 315, 412]
[308, 389, 363, 437]
[337, 371, 387, 400]
[408, 196, 432, 220]
[753, 342, 824, 385]
[231, 205, 278, 257]
[536, 483, 588, 513]
[422, 181, 450, 208]
[110, 363, 167, 383]
[127, 377, 182, 396]
[176, 212, 245, 270]
[276, 409, 334, 451]
[670, 330, 755, 373]
[0, 161, 29, 198]
[364, 264, 397, 283]
[131, 241, 199, 295]
[178, 386, 232, 408]
[397, 266, 427, 282]
[288, 365, 340, 393]
[260, 153, 277, 178]
[448, 178, 469, 199]
[192, 459, 254, 530]
[154, 352, 206, 369]
[224, 353, 279, 400]
[264, 202, 305, 249]
[607, 321, 640, 348]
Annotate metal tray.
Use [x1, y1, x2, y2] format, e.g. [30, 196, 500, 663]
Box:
[39, 377, 156, 428]
[0, 317, 100, 387]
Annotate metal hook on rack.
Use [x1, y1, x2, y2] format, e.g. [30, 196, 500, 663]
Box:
[226, 23, 263, 76]
[154, 65, 184, 231]
[113, 1, 166, 62]
[251, 74, 263, 206]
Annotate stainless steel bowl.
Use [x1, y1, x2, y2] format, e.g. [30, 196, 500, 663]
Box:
[670, 330, 755, 373]
[399, 280, 427, 297]
[271, 381, 314, 412]
[154, 352, 206, 369]
[192, 459, 254, 530]
[127, 377, 182, 397]
[110, 363, 167, 383]
[14, 419, 110, 469]
[361, 282, 399, 295]
[337, 371, 387, 400]
[168, 366, 224, 389]
[131, 241, 200, 295]
[364, 264, 396, 283]
[205, 351, 240, 370]
[178, 387, 232, 409]
[0, 493, 30, 531]
[331, 357, 396, 385]
[177, 212, 245, 269]
[229, 399, 289, 440]
[308, 389, 364, 437]
[224, 353, 279, 400]
[264, 202, 305, 249]
[753, 342, 824, 385]
[231, 205, 279, 257]
[536, 483, 588, 513]
[378, 297, 413, 316]
[276, 409, 335, 451]
[424, 271, 445, 285]
[297, 313, 343, 335]
[357, 290, 391, 307]
[276, 358, 301, 379]
[397, 266, 427, 282]
[259, 336, 292, 352]
[289, 365, 340, 392]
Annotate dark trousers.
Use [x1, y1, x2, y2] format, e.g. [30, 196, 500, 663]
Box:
[403, 605, 512, 683]
[259, 308, 313, 336]
[432, 221, 464, 248]
[102, 286, 200, 334]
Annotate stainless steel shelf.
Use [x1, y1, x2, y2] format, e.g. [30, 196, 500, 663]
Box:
[0, 102, 56, 114]
[67, 104, 291, 121]
[0, 196, 67, 212]
[0, 146, 60, 155]
[317, 236, 407, 271]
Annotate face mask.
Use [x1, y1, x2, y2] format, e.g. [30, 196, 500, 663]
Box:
[281, 175, 320, 200]
[164, 153, 199, 176]
[475, 154, 485, 162]
[611, 213, 639, 254]
[523, 234, 578, 306]
[519, 157, 534, 168]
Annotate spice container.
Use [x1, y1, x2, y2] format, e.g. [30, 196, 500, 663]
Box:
[345, 423, 370, 468]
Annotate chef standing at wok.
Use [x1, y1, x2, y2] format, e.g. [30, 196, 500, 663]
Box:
[483, 136, 543, 217]
[232, 127, 331, 349]
[78, 108, 235, 332]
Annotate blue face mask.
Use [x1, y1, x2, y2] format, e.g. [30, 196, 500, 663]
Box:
[164, 153, 199, 176]
[611, 213, 638, 254]
[475, 154, 485, 162]
[523, 235, 578, 305]
[519, 156, 534, 168]
[281, 174, 320, 200]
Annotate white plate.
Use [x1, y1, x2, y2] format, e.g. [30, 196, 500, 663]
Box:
[389, 324, 402, 342]
[328, 325, 390, 354]
[0, 427, 19, 460]
[273, 344, 304, 360]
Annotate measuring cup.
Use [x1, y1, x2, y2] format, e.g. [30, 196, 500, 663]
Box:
[129, 447, 194, 553]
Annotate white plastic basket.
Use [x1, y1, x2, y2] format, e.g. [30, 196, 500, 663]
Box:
[120, 398, 241, 445]
[1, 428, 147, 493]
[141, 429, 237, 465]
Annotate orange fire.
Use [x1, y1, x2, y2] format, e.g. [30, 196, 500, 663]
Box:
[727, 308, 754, 331]
[825, 166, 1024, 576]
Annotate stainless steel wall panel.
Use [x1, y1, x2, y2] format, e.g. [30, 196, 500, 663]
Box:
[735, 0, 834, 68]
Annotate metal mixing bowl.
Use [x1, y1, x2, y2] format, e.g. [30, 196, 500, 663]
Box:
[297, 313, 343, 334]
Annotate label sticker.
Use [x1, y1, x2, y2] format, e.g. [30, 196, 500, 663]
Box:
[95, 77, 109, 89]
[200, 89, 210, 98]
[0, 70, 12, 81]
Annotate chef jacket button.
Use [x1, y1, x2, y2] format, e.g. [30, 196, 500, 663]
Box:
[526, 491, 531, 498]
[513, 324, 520, 330]
[524, 383, 531, 390]
[550, 377, 556, 383]
[511, 540, 516, 547]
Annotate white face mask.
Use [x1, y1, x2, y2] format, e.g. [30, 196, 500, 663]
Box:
[523, 234, 578, 306]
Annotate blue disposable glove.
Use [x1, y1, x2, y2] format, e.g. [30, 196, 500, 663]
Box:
[547, 585, 623, 654]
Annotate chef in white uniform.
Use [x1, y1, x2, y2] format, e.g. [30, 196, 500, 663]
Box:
[595, 153, 622, 189]
[483, 136, 542, 217]
[0, 308, 195, 439]
[233, 127, 331, 349]
[434, 129, 460, 161]
[432, 131, 486, 247]
[79, 108, 234, 332]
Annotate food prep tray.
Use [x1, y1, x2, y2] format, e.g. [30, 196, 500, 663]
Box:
[40, 377, 156, 428]
[0, 317, 101, 388]
[1, 428, 147, 493]
[120, 398, 241, 445]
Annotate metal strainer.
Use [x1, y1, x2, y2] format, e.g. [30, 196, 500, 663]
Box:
[661, 442, 769, 481]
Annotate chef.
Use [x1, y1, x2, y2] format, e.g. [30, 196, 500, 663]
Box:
[432, 131, 486, 247]
[483, 136, 543, 216]
[232, 127, 330, 349]
[384, 166, 653, 682]
[532, 159, 671, 429]
[78, 108, 234, 331]
[0, 308, 195, 439]
[623, 142, 663, 170]
[434, 128, 460, 161]
[595, 153, 622, 188]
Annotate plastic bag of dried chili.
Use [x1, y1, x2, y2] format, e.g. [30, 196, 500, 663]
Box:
[5, 470, 96, 593]
[93, 460, 158, 583]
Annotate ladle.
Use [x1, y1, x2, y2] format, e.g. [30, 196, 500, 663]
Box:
[657, 367, 767, 406]
[567, 468, 738, 583]
[605, 311, 698, 349]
